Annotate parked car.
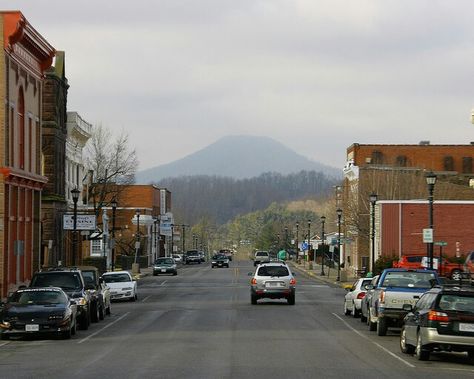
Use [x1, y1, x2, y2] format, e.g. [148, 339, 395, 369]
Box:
[219, 249, 233, 261]
[211, 254, 229, 268]
[344, 277, 373, 318]
[254, 251, 270, 267]
[172, 254, 183, 264]
[29, 268, 91, 330]
[153, 257, 178, 276]
[0, 287, 77, 340]
[249, 262, 296, 305]
[393, 254, 464, 280]
[101, 271, 138, 301]
[198, 251, 206, 263]
[77, 266, 111, 321]
[364, 268, 440, 336]
[464, 251, 474, 279]
[401, 286, 474, 362]
[184, 250, 202, 265]
[360, 275, 380, 323]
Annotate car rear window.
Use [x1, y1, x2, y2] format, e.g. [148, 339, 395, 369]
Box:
[10, 290, 66, 305]
[257, 266, 289, 277]
[256, 252, 268, 257]
[31, 272, 82, 290]
[102, 273, 131, 283]
[405, 256, 423, 263]
[381, 271, 436, 288]
[438, 295, 474, 312]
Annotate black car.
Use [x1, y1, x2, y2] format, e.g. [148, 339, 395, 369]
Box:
[29, 268, 92, 330]
[0, 287, 77, 340]
[153, 257, 178, 276]
[219, 249, 233, 261]
[211, 254, 229, 268]
[78, 266, 111, 321]
[184, 250, 202, 265]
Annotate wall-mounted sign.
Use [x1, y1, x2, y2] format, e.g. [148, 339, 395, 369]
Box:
[63, 214, 97, 230]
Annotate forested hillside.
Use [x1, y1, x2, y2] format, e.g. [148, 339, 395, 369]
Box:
[156, 170, 340, 225]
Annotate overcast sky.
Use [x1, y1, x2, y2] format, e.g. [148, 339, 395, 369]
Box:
[10, 0, 474, 170]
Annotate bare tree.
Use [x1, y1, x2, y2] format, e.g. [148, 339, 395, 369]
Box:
[85, 124, 139, 219]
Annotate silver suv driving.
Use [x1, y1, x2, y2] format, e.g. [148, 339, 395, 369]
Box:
[254, 251, 270, 267]
[250, 262, 296, 305]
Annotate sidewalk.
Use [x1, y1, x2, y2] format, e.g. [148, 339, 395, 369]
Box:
[289, 260, 357, 288]
[129, 266, 153, 281]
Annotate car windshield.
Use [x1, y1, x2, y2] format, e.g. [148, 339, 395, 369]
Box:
[213, 255, 226, 259]
[438, 294, 474, 312]
[256, 252, 268, 257]
[381, 271, 436, 288]
[361, 279, 372, 288]
[10, 290, 66, 305]
[81, 271, 96, 285]
[102, 273, 131, 283]
[156, 258, 174, 265]
[257, 266, 289, 277]
[31, 272, 82, 290]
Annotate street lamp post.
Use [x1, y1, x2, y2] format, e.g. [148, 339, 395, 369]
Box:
[284, 227, 288, 251]
[426, 172, 437, 270]
[170, 224, 174, 257]
[134, 209, 141, 264]
[153, 216, 159, 261]
[71, 188, 80, 266]
[307, 219, 311, 267]
[336, 209, 342, 281]
[111, 199, 117, 271]
[370, 193, 378, 274]
[295, 222, 299, 262]
[320, 216, 326, 276]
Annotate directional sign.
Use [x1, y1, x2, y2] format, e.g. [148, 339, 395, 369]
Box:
[434, 241, 447, 246]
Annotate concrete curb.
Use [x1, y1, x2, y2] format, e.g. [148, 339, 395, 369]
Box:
[289, 262, 354, 288]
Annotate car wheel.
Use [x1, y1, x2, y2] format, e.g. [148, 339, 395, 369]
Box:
[451, 270, 462, 280]
[344, 301, 351, 316]
[368, 309, 377, 331]
[99, 303, 105, 321]
[288, 293, 296, 305]
[352, 303, 359, 318]
[377, 317, 388, 336]
[79, 314, 89, 330]
[153, 273, 157, 276]
[467, 350, 474, 363]
[106, 304, 111, 316]
[173, 271, 177, 276]
[400, 326, 415, 354]
[71, 317, 77, 336]
[415, 332, 430, 361]
[251, 294, 258, 305]
[360, 311, 367, 323]
[1, 333, 9, 340]
[61, 324, 72, 340]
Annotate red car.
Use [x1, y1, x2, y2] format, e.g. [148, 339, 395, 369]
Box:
[393, 254, 463, 280]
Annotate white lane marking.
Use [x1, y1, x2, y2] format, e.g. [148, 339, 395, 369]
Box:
[141, 295, 151, 303]
[332, 313, 415, 368]
[77, 312, 129, 344]
[160, 281, 167, 286]
[0, 341, 10, 347]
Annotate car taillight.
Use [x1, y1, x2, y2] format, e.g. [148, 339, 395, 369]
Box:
[428, 310, 449, 322]
[357, 292, 366, 299]
[379, 290, 385, 304]
[289, 278, 296, 285]
[251, 278, 257, 285]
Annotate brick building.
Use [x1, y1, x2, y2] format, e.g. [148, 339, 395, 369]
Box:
[41, 51, 68, 267]
[376, 200, 474, 261]
[343, 143, 474, 275]
[0, 11, 55, 297]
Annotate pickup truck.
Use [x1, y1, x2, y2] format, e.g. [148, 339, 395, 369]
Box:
[364, 268, 440, 336]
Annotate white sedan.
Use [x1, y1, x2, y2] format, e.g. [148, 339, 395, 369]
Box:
[101, 271, 138, 302]
[344, 277, 373, 318]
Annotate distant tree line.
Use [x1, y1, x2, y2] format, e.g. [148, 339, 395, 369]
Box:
[156, 170, 339, 225]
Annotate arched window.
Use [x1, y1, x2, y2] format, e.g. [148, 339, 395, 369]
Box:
[18, 87, 25, 169]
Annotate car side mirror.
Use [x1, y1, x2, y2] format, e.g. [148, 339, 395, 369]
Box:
[70, 299, 77, 305]
[248, 272, 253, 276]
[402, 304, 413, 312]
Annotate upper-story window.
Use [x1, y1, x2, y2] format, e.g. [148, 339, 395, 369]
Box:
[372, 150, 383, 164]
[444, 156, 454, 171]
[18, 88, 25, 170]
[462, 157, 473, 174]
[395, 155, 407, 167]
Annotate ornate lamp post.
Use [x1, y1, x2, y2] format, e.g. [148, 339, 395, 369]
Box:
[320, 216, 326, 276]
[426, 172, 437, 270]
[111, 198, 117, 271]
[307, 219, 311, 266]
[71, 188, 80, 266]
[336, 208, 342, 281]
[370, 193, 378, 274]
[295, 221, 299, 262]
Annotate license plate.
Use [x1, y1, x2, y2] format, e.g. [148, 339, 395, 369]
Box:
[266, 282, 283, 288]
[161, 269, 166, 272]
[25, 324, 39, 332]
[459, 323, 474, 332]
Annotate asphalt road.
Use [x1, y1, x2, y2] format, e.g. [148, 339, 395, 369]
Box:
[1, 260, 474, 379]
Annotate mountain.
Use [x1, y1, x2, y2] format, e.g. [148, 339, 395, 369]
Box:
[136, 135, 340, 183]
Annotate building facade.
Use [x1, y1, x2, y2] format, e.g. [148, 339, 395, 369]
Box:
[0, 11, 55, 297]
